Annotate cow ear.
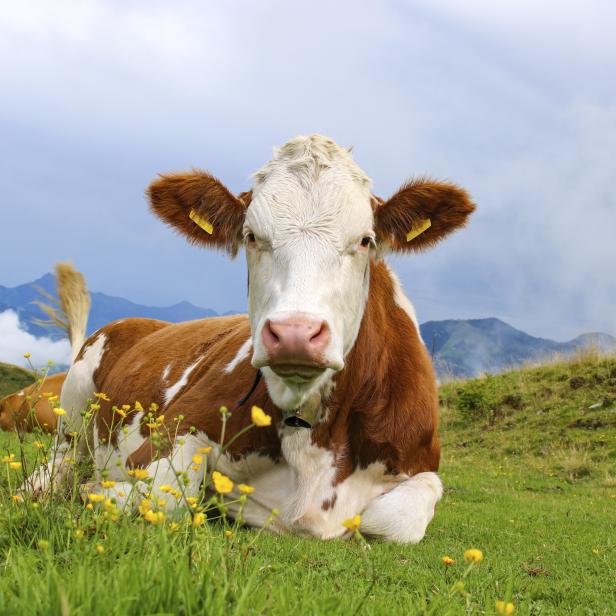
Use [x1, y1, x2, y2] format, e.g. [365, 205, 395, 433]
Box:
[147, 171, 251, 256]
[374, 178, 475, 253]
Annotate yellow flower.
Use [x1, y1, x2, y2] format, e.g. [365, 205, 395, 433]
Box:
[34, 441, 45, 449]
[88, 493, 105, 504]
[198, 447, 212, 454]
[53, 407, 66, 416]
[251, 405, 272, 427]
[159, 485, 172, 493]
[592, 548, 600, 556]
[212, 471, 234, 494]
[37, 539, 49, 550]
[138, 499, 152, 516]
[90, 403, 101, 411]
[193, 512, 205, 527]
[122, 404, 131, 411]
[101, 480, 116, 489]
[1, 454, 15, 463]
[134, 401, 144, 412]
[9, 461, 21, 470]
[23, 352, 31, 359]
[169, 522, 180, 532]
[131, 468, 149, 481]
[495, 601, 515, 615]
[238, 484, 255, 494]
[85, 503, 93, 511]
[42, 391, 55, 398]
[114, 407, 127, 418]
[149, 402, 159, 412]
[144, 510, 166, 525]
[224, 530, 234, 539]
[463, 548, 484, 563]
[94, 392, 110, 402]
[342, 514, 361, 532]
[442, 556, 455, 565]
[192, 454, 203, 466]
[186, 497, 198, 506]
[75, 529, 84, 539]
[95, 544, 105, 554]
[12, 494, 23, 503]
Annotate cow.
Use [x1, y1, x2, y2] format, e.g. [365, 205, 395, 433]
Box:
[0, 372, 66, 433]
[25, 135, 475, 543]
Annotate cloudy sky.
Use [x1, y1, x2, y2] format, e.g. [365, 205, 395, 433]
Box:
[1, 0, 614, 341]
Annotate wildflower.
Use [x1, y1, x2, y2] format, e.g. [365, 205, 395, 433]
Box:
[251, 405, 272, 427]
[101, 480, 117, 489]
[75, 529, 84, 539]
[134, 401, 143, 412]
[441, 556, 455, 565]
[122, 404, 131, 411]
[95, 544, 105, 554]
[114, 407, 127, 418]
[85, 503, 93, 511]
[186, 497, 198, 506]
[592, 548, 600, 556]
[212, 471, 234, 494]
[53, 408, 66, 416]
[138, 499, 152, 516]
[12, 494, 23, 503]
[42, 391, 55, 398]
[88, 493, 105, 504]
[224, 530, 234, 539]
[193, 512, 206, 527]
[149, 402, 159, 412]
[495, 601, 515, 615]
[90, 403, 101, 411]
[37, 539, 49, 550]
[9, 461, 21, 470]
[67, 431, 78, 438]
[34, 441, 45, 449]
[130, 468, 149, 481]
[192, 454, 203, 466]
[23, 352, 31, 359]
[198, 446, 212, 454]
[159, 485, 172, 493]
[169, 522, 180, 532]
[463, 548, 484, 563]
[342, 514, 361, 532]
[1, 454, 15, 463]
[94, 392, 110, 401]
[238, 484, 255, 494]
[144, 510, 166, 525]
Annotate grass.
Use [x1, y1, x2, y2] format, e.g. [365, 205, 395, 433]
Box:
[1, 352, 615, 615]
[0, 362, 34, 397]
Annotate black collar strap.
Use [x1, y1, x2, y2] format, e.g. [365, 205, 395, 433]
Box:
[236, 368, 262, 408]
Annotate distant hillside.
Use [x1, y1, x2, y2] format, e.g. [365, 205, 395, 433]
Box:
[1, 275, 614, 379]
[0, 273, 218, 338]
[420, 318, 616, 378]
[0, 362, 34, 397]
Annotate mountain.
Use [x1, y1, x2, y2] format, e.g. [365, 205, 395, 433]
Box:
[419, 318, 616, 379]
[1, 275, 614, 379]
[0, 273, 219, 338]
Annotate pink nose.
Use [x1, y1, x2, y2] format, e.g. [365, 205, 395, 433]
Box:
[262, 316, 331, 366]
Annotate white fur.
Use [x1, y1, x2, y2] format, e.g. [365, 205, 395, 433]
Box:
[163, 358, 202, 405]
[223, 337, 252, 374]
[387, 265, 422, 340]
[246, 136, 374, 411]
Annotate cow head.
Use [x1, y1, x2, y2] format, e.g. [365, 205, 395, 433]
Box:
[148, 135, 475, 411]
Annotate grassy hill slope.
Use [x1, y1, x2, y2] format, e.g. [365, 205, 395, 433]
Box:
[0, 362, 34, 398]
[0, 353, 614, 614]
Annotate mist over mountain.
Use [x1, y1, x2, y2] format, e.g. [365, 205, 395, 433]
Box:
[1, 275, 614, 378]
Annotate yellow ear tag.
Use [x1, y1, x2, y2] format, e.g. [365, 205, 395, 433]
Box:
[189, 209, 214, 235]
[406, 218, 431, 242]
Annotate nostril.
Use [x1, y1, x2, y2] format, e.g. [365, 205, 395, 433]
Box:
[263, 320, 280, 348]
[309, 321, 329, 346]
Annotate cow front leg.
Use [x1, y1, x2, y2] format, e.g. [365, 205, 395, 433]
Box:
[360, 472, 443, 543]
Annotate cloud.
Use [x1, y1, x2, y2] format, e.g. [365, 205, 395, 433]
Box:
[0, 0, 614, 340]
[0, 310, 71, 369]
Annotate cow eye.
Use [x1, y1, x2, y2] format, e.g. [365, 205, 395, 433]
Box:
[245, 232, 256, 244]
[360, 236, 372, 248]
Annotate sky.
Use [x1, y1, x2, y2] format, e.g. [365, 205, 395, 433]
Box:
[1, 0, 615, 342]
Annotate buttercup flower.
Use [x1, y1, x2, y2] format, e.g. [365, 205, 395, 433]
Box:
[212, 471, 234, 494]
[101, 480, 117, 489]
[95, 544, 105, 554]
[342, 514, 361, 532]
[53, 408, 66, 416]
[9, 462, 21, 470]
[464, 549, 484, 563]
[238, 484, 255, 494]
[251, 405, 272, 427]
[192, 454, 203, 466]
[134, 401, 144, 412]
[224, 530, 234, 539]
[138, 499, 152, 516]
[88, 494, 105, 504]
[131, 468, 149, 481]
[94, 392, 110, 402]
[193, 512, 206, 527]
[198, 447, 212, 454]
[442, 556, 455, 565]
[34, 441, 45, 449]
[495, 601, 515, 615]
[144, 510, 166, 525]
[159, 485, 172, 493]
[23, 352, 31, 359]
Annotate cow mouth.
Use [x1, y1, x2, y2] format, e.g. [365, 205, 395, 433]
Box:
[269, 363, 327, 381]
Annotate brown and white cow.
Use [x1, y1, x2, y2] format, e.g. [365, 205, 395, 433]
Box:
[0, 372, 66, 433]
[25, 135, 474, 542]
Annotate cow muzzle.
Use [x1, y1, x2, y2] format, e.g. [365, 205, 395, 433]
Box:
[260, 314, 335, 379]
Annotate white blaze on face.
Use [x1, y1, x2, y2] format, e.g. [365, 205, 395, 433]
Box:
[244, 136, 374, 409]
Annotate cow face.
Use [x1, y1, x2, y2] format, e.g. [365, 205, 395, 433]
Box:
[148, 135, 474, 411]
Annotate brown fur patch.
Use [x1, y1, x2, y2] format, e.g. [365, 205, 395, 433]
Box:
[375, 178, 475, 252]
[147, 172, 251, 256]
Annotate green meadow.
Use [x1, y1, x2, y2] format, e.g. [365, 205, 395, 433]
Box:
[0, 352, 614, 615]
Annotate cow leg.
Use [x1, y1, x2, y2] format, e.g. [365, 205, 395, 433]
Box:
[359, 472, 443, 544]
[85, 434, 204, 513]
[22, 335, 105, 497]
